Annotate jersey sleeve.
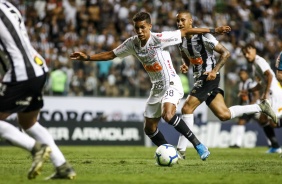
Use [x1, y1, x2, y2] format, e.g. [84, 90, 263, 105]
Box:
[113, 38, 134, 58]
[256, 56, 271, 73]
[158, 30, 182, 48]
[202, 34, 219, 49]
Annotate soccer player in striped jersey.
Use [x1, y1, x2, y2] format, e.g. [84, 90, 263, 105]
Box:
[0, 1, 75, 179]
[70, 11, 231, 161]
[175, 11, 278, 158]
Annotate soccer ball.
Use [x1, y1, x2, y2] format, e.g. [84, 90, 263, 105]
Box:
[155, 144, 178, 166]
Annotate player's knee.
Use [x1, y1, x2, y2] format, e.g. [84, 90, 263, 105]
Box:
[161, 112, 174, 123]
[181, 104, 193, 114]
[216, 111, 231, 121]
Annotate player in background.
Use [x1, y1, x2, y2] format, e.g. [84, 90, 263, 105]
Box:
[276, 51, 282, 84]
[70, 12, 231, 161]
[0, 1, 76, 179]
[174, 11, 278, 159]
[229, 67, 260, 148]
[241, 43, 282, 153]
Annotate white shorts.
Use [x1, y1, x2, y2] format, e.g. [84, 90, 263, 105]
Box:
[144, 81, 184, 118]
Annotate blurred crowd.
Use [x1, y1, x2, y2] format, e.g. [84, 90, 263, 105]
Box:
[6, 0, 282, 106]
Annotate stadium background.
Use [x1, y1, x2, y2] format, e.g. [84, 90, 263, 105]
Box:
[1, 0, 281, 148]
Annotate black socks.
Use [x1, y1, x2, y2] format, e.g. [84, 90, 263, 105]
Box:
[168, 115, 200, 147]
[146, 128, 167, 146]
[263, 124, 280, 148]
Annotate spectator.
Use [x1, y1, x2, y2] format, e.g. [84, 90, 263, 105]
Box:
[49, 62, 68, 96]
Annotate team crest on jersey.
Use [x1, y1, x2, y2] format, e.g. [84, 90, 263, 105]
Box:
[156, 34, 162, 37]
[34, 56, 43, 66]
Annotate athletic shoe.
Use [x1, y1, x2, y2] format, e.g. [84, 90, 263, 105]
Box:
[266, 147, 282, 154]
[176, 149, 186, 160]
[45, 162, 76, 180]
[229, 145, 240, 148]
[195, 143, 210, 161]
[259, 99, 278, 124]
[28, 142, 51, 179]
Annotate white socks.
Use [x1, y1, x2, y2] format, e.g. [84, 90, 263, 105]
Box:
[229, 104, 261, 119]
[177, 114, 194, 152]
[25, 122, 66, 167]
[0, 120, 35, 151]
[233, 125, 245, 147]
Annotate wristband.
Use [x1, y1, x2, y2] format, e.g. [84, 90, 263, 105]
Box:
[209, 28, 215, 34]
[87, 55, 91, 60]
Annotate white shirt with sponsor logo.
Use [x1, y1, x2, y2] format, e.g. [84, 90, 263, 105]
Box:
[113, 30, 183, 102]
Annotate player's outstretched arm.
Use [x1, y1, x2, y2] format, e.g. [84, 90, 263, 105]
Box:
[70, 51, 116, 61]
[180, 26, 231, 37]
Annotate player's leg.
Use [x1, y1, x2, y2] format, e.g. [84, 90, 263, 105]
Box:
[162, 87, 209, 161]
[208, 90, 275, 122]
[0, 81, 51, 179]
[0, 113, 51, 179]
[177, 95, 201, 158]
[258, 114, 281, 153]
[229, 117, 248, 148]
[18, 110, 76, 180]
[144, 116, 167, 146]
[18, 75, 75, 180]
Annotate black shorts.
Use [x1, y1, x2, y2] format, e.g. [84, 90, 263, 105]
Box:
[0, 74, 46, 113]
[189, 74, 224, 106]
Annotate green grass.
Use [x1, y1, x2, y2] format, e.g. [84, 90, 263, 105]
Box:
[0, 146, 282, 184]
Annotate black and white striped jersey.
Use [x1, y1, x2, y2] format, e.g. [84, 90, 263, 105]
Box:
[178, 33, 218, 79]
[238, 78, 257, 105]
[0, 0, 48, 83]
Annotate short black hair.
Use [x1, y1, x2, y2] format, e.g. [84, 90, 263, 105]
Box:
[241, 43, 256, 53]
[132, 12, 151, 24]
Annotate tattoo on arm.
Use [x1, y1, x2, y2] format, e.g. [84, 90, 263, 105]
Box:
[213, 44, 230, 73]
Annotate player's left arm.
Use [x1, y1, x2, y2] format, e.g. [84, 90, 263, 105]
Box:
[205, 43, 230, 80]
[262, 70, 273, 100]
[180, 26, 231, 37]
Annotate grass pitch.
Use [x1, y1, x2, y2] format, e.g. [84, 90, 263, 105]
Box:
[0, 146, 281, 184]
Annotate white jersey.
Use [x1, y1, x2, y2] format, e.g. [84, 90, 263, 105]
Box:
[252, 55, 282, 116]
[0, 1, 48, 83]
[252, 55, 279, 91]
[113, 30, 182, 100]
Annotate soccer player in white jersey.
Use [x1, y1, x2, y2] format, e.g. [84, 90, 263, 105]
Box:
[242, 43, 282, 153]
[175, 11, 278, 159]
[276, 51, 282, 83]
[70, 12, 231, 161]
[0, 1, 76, 180]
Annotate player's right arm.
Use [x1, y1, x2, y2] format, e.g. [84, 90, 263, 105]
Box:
[179, 26, 231, 38]
[179, 51, 190, 74]
[70, 51, 116, 61]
